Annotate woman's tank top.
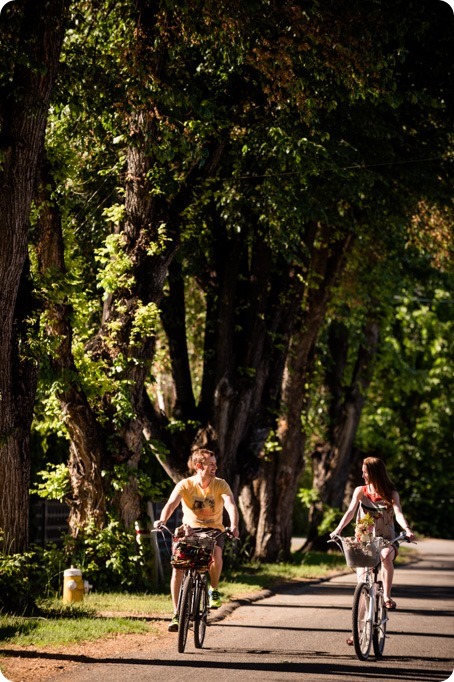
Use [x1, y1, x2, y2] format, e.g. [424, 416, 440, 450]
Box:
[359, 486, 395, 540]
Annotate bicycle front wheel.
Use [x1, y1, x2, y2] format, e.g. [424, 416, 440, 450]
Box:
[178, 573, 193, 654]
[352, 582, 373, 660]
[372, 586, 387, 657]
[194, 575, 209, 648]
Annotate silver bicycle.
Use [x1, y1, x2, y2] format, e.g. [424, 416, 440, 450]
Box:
[330, 531, 415, 660]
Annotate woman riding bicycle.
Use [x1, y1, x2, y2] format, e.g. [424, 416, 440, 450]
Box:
[330, 457, 415, 635]
[154, 448, 239, 632]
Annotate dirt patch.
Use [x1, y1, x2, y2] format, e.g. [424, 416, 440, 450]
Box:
[0, 590, 268, 681]
[0, 621, 172, 682]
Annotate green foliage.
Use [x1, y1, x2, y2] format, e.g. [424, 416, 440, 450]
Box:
[262, 430, 282, 462]
[0, 533, 75, 614]
[0, 519, 161, 617]
[130, 302, 160, 346]
[102, 462, 167, 500]
[42, 522, 139, 594]
[357, 286, 454, 537]
[30, 463, 70, 502]
[61, 517, 154, 592]
[0, 540, 38, 615]
[297, 488, 344, 536]
[95, 233, 135, 297]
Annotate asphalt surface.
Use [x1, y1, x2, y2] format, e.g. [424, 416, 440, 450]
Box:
[52, 538, 454, 681]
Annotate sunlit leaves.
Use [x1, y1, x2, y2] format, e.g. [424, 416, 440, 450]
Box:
[130, 302, 160, 346]
[95, 234, 134, 297]
[30, 463, 70, 502]
[357, 287, 453, 535]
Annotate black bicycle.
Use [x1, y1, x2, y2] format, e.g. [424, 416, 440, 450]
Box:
[153, 524, 232, 653]
[330, 531, 416, 660]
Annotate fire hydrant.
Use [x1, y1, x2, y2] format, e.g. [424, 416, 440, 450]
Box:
[63, 567, 85, 604]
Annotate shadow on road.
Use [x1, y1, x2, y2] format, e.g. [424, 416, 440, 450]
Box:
[0, 647, 450, 682]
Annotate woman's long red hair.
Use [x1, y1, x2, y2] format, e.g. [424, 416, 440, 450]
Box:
[363, 457, 396, 506]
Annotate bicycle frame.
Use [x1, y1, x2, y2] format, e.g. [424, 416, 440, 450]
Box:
[352, 561, 386, 660]
[176, 565, 209, 653]
[152, 525, 232, 654]
[330, 530, 413, 661]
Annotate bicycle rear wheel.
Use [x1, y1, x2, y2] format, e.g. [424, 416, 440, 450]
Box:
[372, 586, 387, 657]
[352, 582, 373, 660]
[194, 575, 209, 648]
[178, 574, 193, 653]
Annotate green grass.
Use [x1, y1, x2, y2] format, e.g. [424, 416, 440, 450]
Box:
[82, 591, 171, 614]
[221, 549, 348, 599]
[0, 545, 417, 649]
[0, 613, 151, 647]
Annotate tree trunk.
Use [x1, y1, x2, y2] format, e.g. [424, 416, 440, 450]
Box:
[46, 1, 230, 532]
[152, 216, 355, 561]
[241, 232, 353, 560]
[160, 259, 197, 419]
[156, 224, 307, 481]
[305, 313, 380, 550]
[34, 160, 107, 533]
[0, 0, 68, 553]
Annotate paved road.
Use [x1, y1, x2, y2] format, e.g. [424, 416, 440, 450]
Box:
[53, 538, 454, 682]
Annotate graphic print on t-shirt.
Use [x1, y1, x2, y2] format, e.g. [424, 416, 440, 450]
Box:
[192, 497, 215, 517]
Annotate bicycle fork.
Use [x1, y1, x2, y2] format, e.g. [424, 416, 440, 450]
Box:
[367, 582, 376, 622]
[374, 583, 388, 629]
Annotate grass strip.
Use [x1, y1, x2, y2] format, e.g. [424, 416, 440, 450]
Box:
[0, 545, 416, 648]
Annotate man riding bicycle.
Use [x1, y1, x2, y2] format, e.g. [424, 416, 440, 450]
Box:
[154, 448, 239, 632]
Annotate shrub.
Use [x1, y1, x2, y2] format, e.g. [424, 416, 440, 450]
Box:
[57, 518, 157, 592]
[0, 549, 38, 615]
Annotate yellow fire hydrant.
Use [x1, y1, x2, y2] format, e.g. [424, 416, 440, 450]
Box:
[63, 567, 85, 604]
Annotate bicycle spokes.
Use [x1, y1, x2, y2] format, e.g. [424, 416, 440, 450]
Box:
[353, 583, 373, 660]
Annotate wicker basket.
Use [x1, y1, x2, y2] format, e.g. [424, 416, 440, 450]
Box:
[171, 534, 216, 571]
[340, 536, 384, 568]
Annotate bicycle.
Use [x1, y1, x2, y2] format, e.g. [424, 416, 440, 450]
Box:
[153, 524, 233, 653]
[329, 530, 416, 661]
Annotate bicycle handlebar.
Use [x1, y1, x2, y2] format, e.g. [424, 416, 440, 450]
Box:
[386, 531, 417, 546]
[329, 531, 417, 546]
[151, 523, 235, 540]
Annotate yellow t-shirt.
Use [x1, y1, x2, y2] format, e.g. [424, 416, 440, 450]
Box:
[175, 476, 233, 531]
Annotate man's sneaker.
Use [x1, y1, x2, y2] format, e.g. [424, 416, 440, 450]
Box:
[168, 614, 179, 632]
[209, 589, 222, 609]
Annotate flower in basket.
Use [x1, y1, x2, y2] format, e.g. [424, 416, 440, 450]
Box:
[355, 512, 375, 542]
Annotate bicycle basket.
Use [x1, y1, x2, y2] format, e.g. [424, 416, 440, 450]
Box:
[171, 534, 216, 571]
[340, 536, 384, 568]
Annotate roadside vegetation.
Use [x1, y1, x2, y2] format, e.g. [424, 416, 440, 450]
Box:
[0, 545, 416, 649]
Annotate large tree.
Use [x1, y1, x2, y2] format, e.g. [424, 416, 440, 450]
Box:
[147, 1, 454, 558]
[0, 0, 68, 552]
[34, 0, 392, 535]
[29, 0, 453, 562]
[33, 0, 233, 532]
[300, 0, 454, 549]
